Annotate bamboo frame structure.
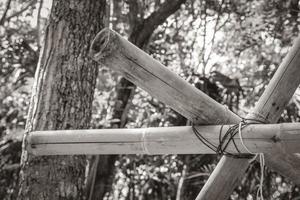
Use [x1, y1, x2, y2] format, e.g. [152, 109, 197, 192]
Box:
[90, 28, 300, 199]
[27, 123, 300, 156]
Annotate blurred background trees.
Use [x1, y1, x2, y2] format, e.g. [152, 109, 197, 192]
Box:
[1, 0, 300, 199]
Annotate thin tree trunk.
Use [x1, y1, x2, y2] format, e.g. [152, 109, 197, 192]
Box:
[17, 1, 106, 199]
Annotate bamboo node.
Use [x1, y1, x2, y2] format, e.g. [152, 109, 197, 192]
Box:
[141, 129, 150, 155]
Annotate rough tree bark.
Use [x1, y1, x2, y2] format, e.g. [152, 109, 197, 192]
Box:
[86, 0, 186, 199]
[18, 0, 106, 199]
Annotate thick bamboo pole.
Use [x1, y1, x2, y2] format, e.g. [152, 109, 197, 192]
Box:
[90, 29, 300, 196]
[90, 28, 240, 125]
[27, 123, 300, 156]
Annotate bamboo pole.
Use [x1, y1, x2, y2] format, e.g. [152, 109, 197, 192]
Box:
[90, 28, 240, 125]
[90, 29, 300, 196]
[27, 123, 300, 156]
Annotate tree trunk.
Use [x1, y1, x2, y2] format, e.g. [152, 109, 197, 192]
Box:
[17, 0, 106, 199]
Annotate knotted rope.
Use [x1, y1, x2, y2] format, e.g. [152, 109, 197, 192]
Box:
[192, 118, 265, 199]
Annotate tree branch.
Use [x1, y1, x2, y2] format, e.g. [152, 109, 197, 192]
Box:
[129, 0, 186, 47]
[0, 0, 12, 26]
[205, 0, 224, 68]
[5, 0, 37, 22]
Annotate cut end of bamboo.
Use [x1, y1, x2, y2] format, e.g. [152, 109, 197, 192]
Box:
[90, 28, 115, 61]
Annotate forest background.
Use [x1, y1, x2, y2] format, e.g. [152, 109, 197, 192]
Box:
[1, 0, 300, 199]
